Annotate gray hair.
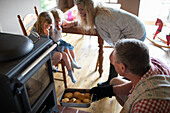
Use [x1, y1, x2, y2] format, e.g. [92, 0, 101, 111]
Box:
[115, 39, 150, 76]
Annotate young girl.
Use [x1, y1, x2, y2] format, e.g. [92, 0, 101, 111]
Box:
[29, 11, 77, 83]
[50, 8, 81, 69]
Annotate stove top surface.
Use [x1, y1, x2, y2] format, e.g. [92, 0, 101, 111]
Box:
[0, 36, 52, 78]
[0, 33, 34, 62]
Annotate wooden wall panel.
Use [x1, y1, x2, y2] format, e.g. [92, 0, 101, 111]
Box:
[118, 0, 140, 16]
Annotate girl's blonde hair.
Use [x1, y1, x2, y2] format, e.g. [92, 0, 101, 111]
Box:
[76, 0, 113, 34]
[36, 11, 55, 36]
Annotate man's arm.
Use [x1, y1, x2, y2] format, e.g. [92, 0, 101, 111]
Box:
[113, 81, 132, 95]
[113, 81, 133, 106]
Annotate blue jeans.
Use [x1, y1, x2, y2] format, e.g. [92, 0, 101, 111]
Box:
[56, 39, 74, 52]
[140, 32, 146, 41]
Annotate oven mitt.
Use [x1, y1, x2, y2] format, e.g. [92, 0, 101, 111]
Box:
[90, 85, 115, 101]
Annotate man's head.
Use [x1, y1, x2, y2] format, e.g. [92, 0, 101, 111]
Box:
[110, 39, 150, 77]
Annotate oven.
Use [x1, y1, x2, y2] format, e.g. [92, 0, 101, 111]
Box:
[0, 33, 59, 113]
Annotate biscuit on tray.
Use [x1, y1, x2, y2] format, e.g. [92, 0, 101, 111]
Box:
[64, 92, 73, 99]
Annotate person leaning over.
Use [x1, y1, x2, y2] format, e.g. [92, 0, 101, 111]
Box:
[90, 39, 170, 113]
[75, 0, 146, 86]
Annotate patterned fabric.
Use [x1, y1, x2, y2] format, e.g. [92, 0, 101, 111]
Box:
[129, 58, 170, 95]
[132, 99, 170, 113]
[131, 58, 170, 113]
[120, 58, 170, 113]
[121, 75, 170, 113]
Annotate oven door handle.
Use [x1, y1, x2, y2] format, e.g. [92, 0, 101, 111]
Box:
[17, 44, 57, 81]
[15, 84, 31, 112]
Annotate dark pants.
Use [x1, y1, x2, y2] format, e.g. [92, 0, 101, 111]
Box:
[108, 63, 118, 81]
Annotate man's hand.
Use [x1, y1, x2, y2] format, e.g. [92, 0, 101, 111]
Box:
[90, 85, 115, 101]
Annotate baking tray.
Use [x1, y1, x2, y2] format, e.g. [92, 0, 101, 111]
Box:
[59, 88, 93, 108]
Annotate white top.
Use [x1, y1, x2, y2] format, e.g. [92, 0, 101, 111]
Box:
[51, 28, 62, 42]
[95, 8, 146, 46]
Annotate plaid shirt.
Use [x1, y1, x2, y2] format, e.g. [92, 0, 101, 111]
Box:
[129, 58, 170, 113]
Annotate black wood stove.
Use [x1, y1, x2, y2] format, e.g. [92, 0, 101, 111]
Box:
[0, 33, 59, 113]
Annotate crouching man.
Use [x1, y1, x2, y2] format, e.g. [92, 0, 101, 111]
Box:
[90, 39, 170, 113]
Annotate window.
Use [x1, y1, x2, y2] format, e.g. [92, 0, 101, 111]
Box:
[40, 0, 57, 11]
[139, 0, 170, 25]
[96, 0, 118, 3]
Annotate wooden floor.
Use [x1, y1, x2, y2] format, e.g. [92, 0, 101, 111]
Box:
[53, 24, 170, 113]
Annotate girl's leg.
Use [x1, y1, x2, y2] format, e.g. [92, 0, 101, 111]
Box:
[69, 50, 75, 61]
[52, 52, 62, 66]
[64, 49, 81, 69]
[61, 52, 71, 70]
[52, 52, 62, 72]
[64, 48, 73, 62]
[62, 52, 77, 83]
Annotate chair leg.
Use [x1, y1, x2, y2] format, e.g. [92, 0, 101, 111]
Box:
[95, 56, 99, 71]
[61, 60, 67, 88]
